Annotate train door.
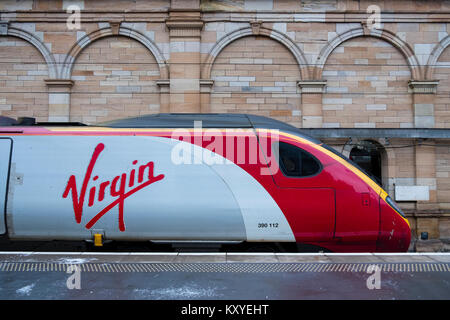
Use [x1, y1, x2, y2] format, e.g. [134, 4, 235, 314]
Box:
[261, 138, 336, 241]
[0, 138, 12, 234]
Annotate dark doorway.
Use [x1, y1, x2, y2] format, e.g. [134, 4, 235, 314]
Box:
[349, 140, 382, 186]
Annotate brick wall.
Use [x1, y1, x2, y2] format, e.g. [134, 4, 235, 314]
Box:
[70, 36, 160, 124]
[0, 37, 48, 122]
[210, 36, 301, 126]
[1, 0, 450, 242]
[322, 37, 412, 128]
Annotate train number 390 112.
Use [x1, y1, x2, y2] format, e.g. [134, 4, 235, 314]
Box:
[258, 223, 279, 228]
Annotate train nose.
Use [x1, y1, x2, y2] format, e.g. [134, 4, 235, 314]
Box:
[377, 196, 411, 252]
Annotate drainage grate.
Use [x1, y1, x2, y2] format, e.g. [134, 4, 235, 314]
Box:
[0, 262, 449, 273]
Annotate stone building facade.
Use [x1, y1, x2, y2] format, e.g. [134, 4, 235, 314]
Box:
[1, 0, 450, 249]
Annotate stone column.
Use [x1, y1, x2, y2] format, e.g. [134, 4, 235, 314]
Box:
[166, 1, 203, 113]
[414, 141, 438, 211]
[45, 79, 74, 122]
[156, 80, 170, 113]
[408, 80, 439, 214]
[200, 79, 214, 113]
[414, 140, 440, 239]
[408, 80, 439, 128]
[297, 80, 327, 128]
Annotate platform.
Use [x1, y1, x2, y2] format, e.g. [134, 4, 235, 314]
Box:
[0, 252, 449, 300]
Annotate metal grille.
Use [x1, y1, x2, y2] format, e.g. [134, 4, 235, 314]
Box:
[0, 262, 449, 273]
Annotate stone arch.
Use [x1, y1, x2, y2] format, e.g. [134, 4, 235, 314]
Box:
[321, 34, 414, 128]
[425, 35, 450, 79]
[61, 24, 169, 80]
[208, 32, 303, 126]
[315, 26, 421, 80]
[69, 34, 163, 124]
[0, 35, 50, 122]
[1, 25, 57, 78]
[202, 26, 309, 80]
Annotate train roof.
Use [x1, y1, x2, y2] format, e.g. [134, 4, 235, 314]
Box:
[97, 113, 322, 144]
[0, 113, 322, 144]
[98, 113, 289, 129]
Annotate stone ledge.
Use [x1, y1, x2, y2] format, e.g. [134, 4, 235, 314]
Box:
[45, 79, 74, 93]
[166, 12, 203, 37]
[297, 80, 327, 93]
[44, 79, 74, 87]
[405, 211, 450, 218]
[302, 128, 450, 139]
[156, 79, 170, 93]
[408, 80, 439, 94]
[415, 239, 450, 252]
[200, 79, 214, 93]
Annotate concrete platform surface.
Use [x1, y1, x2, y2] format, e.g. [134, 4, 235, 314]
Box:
[0, 252, 449, 300]
[1, 251, 450, 263]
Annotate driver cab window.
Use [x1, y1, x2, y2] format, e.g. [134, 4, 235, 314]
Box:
[278, 142, 321, 177]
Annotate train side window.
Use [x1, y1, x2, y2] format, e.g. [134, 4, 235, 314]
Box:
[277, 142, 321, 177]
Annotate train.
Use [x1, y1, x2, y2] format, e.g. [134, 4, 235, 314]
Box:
[0, 113, 411, 252]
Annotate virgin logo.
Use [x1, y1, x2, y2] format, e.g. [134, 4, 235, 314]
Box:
[62, 143, 165, 231]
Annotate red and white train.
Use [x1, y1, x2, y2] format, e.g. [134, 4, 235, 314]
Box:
[0, 114, 411, 252]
